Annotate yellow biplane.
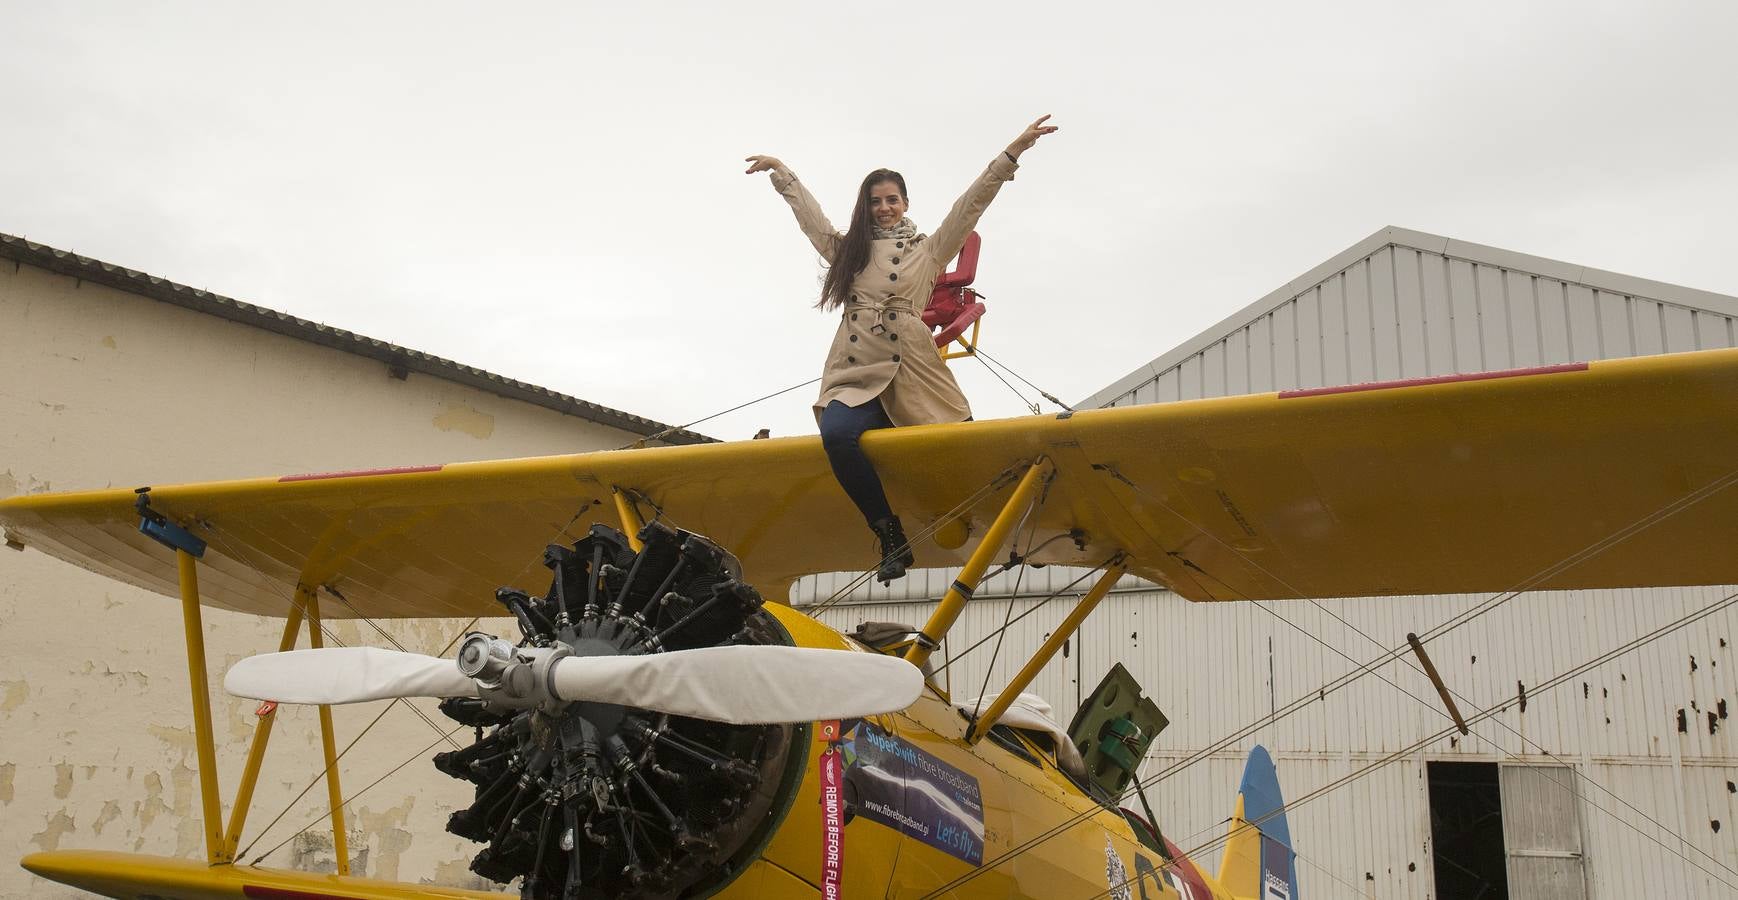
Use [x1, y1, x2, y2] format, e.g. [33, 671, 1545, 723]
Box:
[4, 346, 1736, 899]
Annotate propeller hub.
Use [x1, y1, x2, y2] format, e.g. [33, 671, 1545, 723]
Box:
[456, 634, 513, 680]
[434, 522, 797, 898]
[553, 626, 643, 742]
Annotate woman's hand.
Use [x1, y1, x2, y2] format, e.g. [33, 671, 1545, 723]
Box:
[1004, 115, 1059, 160]
[744, 155, 784, 175]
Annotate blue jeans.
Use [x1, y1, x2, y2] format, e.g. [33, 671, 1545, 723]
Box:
[819, 399, 894, 526]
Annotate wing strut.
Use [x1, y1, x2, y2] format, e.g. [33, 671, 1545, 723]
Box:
[905, 457, 1052, 669]
[139, 489, 227, 861]
[304, 587, 352, 876]
[965, 555, 1127, 744]
[612, 486, 646, 552]
[174, 548, 228, 863]
[222, 600, 306, 858]
[149, 488, 352, 868]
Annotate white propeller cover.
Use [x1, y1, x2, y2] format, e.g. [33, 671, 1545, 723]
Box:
[224, 646, 478, 705]
[551, 645, 922, 725]
[224, 643, 923, 725]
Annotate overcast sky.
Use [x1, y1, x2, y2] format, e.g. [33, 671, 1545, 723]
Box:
[4, 2, 1734, 441]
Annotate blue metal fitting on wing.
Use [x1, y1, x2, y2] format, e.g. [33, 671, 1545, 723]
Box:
[134, 488, 206, 558]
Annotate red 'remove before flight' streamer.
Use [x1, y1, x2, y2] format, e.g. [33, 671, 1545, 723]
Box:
[820, 721, 844, 898]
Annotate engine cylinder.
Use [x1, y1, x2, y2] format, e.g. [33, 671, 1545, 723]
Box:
[434, 523, 803, 898]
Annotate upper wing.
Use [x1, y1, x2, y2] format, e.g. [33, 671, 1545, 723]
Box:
[4, 349, 1735, 617]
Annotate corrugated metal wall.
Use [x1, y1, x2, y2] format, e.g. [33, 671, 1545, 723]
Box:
[794, 229, 1738, 897]
[811, 586, 1738, 898]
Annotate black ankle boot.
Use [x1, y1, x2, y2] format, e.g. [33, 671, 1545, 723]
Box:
[870, 516, 916, 584]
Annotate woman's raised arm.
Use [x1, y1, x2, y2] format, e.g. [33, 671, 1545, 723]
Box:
[928, 115, 1059, 266]
[747, 154, 842, 263]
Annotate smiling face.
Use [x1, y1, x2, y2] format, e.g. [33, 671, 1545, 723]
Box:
[867, 179, 908, 230]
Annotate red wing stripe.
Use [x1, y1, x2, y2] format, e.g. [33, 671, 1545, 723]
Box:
[1277, 362, 1589, 399]
[243, 887, 362, 899]
[279, 465, 443, 483]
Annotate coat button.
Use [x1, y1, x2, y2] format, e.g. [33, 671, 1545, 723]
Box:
[888, 273, 898, 281]
[888, 311, 897, 320]
[849, 334, 858, 342]
[847, 355, 856, 363]
[889, 333, 899, 341]
[896, 241, 904, 249]
[892, 353, 902, 363]
[891, 257, 901, 264]
[851, 312, 857, 321]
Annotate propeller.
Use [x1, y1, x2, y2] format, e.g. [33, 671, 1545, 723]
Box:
[224, 646, 478, 706]
[224, 643, 923, 725]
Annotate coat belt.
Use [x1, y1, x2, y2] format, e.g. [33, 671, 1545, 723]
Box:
[846, 299, 918, 315]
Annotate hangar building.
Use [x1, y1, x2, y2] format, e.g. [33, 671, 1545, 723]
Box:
[6, 224, 1736, 898]
[802, 226, 1738, 899]
[0, 233, 706, 897]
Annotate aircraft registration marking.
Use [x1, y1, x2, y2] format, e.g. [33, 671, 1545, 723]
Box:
[1276, 361, 1588, 399]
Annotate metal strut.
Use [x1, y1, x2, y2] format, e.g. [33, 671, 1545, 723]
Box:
[175, 548, 226, 863]
[304, 588, 351, 876]
[905, 458, 1053, 670]
[612, 487, 646, 552]
[966, 557, 1127, 744]
[221, 599, 307, 859]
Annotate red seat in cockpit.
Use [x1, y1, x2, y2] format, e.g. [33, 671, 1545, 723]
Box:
[923, 231, 986, 351]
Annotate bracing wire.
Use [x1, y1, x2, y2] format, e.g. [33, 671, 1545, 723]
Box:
[1313, 596, 1738, 883]
[238, 701, 403, 863]
[249, 723, 468, 866]
[220, 501, 598, 863]
[1098, 460, 1738, 790]
[206, 520, 461, 862]
[1142, 588, 1738, 897]
[929, 563, 1109, 678]
[970, 345, 1074, 412]
[1112, 464, 1738, 880]
[1239, 589, 1738, 885]
[621, 375, 821, 449]
[930, 586, 1738, 900]
[972, 352, 1041, 414]
[969, 482, 1047, 720]
[1288, 843, 1377, 897]
[916, 457, 1738, 899]
[807, 464, 1024, 616]
[1141, 531, 1738, 887]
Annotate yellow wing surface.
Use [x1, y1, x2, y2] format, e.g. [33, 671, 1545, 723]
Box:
[3, 348, 1736, 617]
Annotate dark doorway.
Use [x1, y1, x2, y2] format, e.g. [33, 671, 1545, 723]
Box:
[1427, 761, 1509, 900]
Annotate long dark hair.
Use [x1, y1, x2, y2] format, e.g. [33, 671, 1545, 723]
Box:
[818, 168, 907, 311]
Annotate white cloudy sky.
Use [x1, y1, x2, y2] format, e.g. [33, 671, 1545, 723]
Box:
[3, 2, 1734, 440]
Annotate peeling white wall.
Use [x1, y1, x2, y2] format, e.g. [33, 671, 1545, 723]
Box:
[0, 260, 659, 896]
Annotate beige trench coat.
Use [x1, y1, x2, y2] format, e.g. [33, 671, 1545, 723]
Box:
[769, 153, 1019, 426]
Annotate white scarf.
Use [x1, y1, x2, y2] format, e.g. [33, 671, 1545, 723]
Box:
[872, 217, 919, 241]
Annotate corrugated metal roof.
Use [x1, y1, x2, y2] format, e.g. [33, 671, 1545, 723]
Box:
[0, 232, 714, 445]
[1080, 226, 1738, 410]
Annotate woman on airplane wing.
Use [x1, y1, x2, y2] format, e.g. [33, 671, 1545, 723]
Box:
[746, 115, 1058, 583]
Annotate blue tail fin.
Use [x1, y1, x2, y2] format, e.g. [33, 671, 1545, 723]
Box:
[1217, 745, 1299, 899]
